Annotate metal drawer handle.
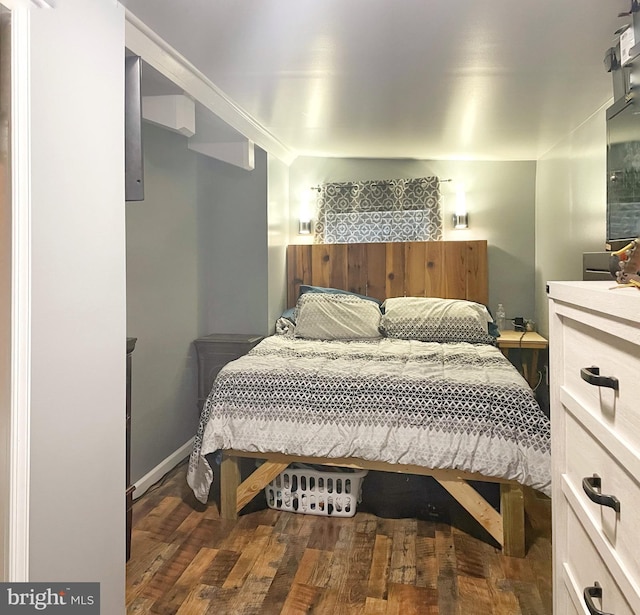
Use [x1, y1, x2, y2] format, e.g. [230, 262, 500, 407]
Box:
[580, 366, 619, 391]
[584, 582, 614, 615]
[582, 475, 620, 513]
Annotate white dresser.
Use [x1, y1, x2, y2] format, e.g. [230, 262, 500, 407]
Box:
[548, 281, 640, 615]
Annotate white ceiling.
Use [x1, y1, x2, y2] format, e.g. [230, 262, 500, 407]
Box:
[121, 0, 632, 161]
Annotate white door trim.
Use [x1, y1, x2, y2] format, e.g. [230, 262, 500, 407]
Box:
[8, 3, 31, 582]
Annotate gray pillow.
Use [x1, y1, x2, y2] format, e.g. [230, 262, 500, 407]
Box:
[380, 297, 496, 344]
[294, 293, 382, 340]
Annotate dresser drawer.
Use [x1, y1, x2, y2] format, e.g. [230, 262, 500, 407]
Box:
[561, 317, 640, 452]
[565, 504, 635, 615]
[565, 410, 640, 582]
[558, 571, 600, 615]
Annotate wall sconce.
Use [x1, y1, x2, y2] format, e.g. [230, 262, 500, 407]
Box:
[298, 186, 315, 235]
[452, 213, 469, 229]
[452, 185, 469, 229]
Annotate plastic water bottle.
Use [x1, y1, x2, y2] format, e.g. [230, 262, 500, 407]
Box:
[496, 304, 507, 332]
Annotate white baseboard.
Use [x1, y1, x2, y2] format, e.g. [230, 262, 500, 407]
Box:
[132, 437, 194, 500]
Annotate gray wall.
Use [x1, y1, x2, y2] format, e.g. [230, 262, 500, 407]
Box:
[127, 131, 284, 485]
[28, 2, 126, 612]
[126, 124, 201, 483]
[534, 105, 609, 336]
[198, 147, 271, 336]
[289, 157, 537, 323]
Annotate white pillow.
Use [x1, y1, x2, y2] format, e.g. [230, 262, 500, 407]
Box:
[294, 293, 382, 340]
[380, 297, 495, 344]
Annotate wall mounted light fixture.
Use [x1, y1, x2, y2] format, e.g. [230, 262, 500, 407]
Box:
[452, 185, 469, 229]
[452, 213, 469, 229]
[298, 186, 315, 235]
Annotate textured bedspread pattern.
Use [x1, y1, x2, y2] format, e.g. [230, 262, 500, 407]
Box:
[187, 336, 551, 503]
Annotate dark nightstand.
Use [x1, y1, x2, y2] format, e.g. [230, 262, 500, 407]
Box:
[193, 333, 263, 411]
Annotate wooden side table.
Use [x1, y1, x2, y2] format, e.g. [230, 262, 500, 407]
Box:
[496, 331, 548, 388]
[193, 333, 263, 411]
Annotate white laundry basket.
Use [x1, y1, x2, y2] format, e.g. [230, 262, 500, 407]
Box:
[265, 465, 368, 518]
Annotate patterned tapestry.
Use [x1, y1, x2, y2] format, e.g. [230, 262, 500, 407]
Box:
[313, 177, 442, 244]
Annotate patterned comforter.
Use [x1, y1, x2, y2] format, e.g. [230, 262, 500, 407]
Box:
[187, 335, 551, 503]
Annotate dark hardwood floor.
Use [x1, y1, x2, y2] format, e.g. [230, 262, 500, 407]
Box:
[126, 462, 552, 614]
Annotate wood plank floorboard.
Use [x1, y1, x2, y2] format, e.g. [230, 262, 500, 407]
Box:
[127, 463, 551, 614]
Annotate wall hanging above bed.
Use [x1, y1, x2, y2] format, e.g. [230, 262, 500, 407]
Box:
[313, 177, 442, 244]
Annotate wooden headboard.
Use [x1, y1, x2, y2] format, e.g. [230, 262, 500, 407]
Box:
[287, 240, 488, 308]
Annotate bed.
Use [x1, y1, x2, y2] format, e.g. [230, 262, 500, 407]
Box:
[187, 240, 551, 557]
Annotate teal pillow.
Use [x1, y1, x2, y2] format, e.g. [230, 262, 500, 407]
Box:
[280, 307, 296, 321]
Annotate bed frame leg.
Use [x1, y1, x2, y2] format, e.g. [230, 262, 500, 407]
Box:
[220, 453, 241, 520]
[501, 483, 526, 557]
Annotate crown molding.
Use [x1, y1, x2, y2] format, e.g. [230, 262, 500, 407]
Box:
[124, 9, 297, 166]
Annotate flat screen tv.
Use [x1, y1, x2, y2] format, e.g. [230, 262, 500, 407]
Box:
[606, 97, 640, 244]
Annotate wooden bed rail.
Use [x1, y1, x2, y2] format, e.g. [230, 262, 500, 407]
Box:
[219, 450, 526, 558]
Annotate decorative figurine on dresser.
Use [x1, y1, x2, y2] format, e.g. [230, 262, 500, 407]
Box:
[193, 333, 263, 411]
[609, 238, 640, 289]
